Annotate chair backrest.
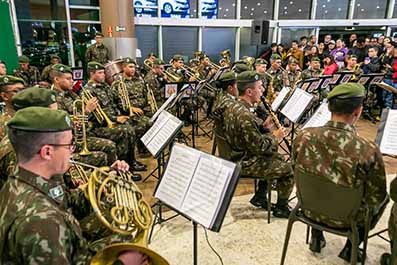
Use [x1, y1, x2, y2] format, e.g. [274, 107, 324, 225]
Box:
[296, 173, 364, 223]
[215, 132, 233, 160]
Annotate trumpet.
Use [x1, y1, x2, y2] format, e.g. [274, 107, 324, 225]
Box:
[116, 77, 135, 117]
[144, 59, 183, 83]
[81, 89, 116, 129]
[72, 99, 91, 156]
[146, 83, 158, 114]
[68, 160, 169, 265]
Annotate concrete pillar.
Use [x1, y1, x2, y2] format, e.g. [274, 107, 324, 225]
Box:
[99, 0, 137, 59]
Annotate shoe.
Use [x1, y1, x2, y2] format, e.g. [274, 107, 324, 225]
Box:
[380, 253, 391, 265]
[131, 160, 147, 171]
[272, 205, 291, 218]
[338, 245, 363, 263]
[130, 172, 142, 182]
[249, 195, 269, 210]
[309, 232, 326, 253]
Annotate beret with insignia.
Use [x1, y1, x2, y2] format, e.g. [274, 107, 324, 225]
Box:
[219, 71, 237, 82]
[7, 107, 72, 132]
[255, 58, 268, 65]
[123, 57, 136, 65]
[172, 54, 184, 62]
[270, 54, 282, 61]
[152, 58, 165, 66]
[0, 75, 25, 87]
[288, 57, 299, 64]
[87, 61, 105, 72]
[51, 64, 72, 74]
[327, 82, 365, 101]
[12, 86, 57, 111]
[18, 55, 30, 63]
[311, 57, 321, 62]
[237, 71, 261, 92]
[50, 54, 60, 60]
[0, 60, 6, 65]
[95, 32, 104, 37]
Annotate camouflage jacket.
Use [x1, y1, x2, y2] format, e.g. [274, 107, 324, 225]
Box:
[0, 109, 13, 140]
[85, 44, 110, 65]
[293, 121, 387, 227]
[212, 91, 236, 136]
[52, 86, 79, 115]
[301, 68, 323, 81]
[111, 76, 149, 112]
[286, 70, 302, 88]
[266, 67, 288, 92]
[223, 99, 277, 161]
[0, 167, 93, 264]
[84, 80, 120, 124]
[144, 71, 164, 103]
[0, 136, 16, 190]
[13, 66, 40, 86]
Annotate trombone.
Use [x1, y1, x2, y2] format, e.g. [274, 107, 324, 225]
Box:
[72, 99, 91, 156]
[81, 89, 116, 129]
[144, 59, 183, 83]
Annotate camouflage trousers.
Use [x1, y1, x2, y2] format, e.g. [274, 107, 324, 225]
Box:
[86, 137, 118, 164]
[389, 204, 397, 262]
[91, 124, 136, 162]
[128, 115, 151, 139]
[241, 154, 294, 200]
[71, 151, 107, 167]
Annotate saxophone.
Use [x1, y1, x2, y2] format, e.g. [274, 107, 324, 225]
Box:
[264, 72, 276, 103]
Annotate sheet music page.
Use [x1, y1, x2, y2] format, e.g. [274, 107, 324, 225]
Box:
[149, 92, 177, 123]
[141, 111, 169, 148]
[281, 88, 314, 123]
[181, 155, 236, 228]
[302, 101, 331, 129]
[271, 86, 290, 111]
[155, 144, 201, 209]
[379, 109, 397, 156]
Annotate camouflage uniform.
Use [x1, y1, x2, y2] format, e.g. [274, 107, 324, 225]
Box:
[223, 99, 294, 200]
[0, 167, 132, 264]
[266, 67, 288, 92]
[286, 70, 302, 88]
[144, 71, 165, 106]
[41, 64, 54, 83]
[301, 68, 322, 81]
[212, 91, 236, 137]
[53, 88, 118, 164]
[0, 109, 13, 140]
[293, 121, 388, 228]
[0, 136, 16, 190]
[85, 44, 110, 65]
[84, 80, 137, 163]
[13, 66, 40, 87]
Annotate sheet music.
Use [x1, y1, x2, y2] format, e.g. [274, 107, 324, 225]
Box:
[281, 88, 314, 123]
[271, 86, 290, 111]
[302, 101, 331, 129]
[141, 111, 183, 157]
[149, 92, 177, 123]
[379, 109, 397, 156]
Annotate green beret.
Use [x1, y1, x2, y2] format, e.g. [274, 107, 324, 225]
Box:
[311, 57, 321, 62]
[148, 52, 157, 57]
[12, 86, 57, 110]
[95, 32, 104, 37]
[288, 57, 298, 64]
[152, 58, 165, 66]
[87, 61, 105, 72]
[0, 75, 25, 87]
[233, 63, 249, 74]
[237, 71, 261, 92]
[349, 54, 358, 59]
[270, 54, 281, 60]
[7, 107, 72, 132]
[18, 55, 30, 63]
[327, 82, 365, 100]
[51, 64, 72, 74]
[172, 54, 184, 62]
[219, 71, 237, 82]
[50, 54, 60, 60]
[255, 58, 267, 65]
[122, 57, 136, 65]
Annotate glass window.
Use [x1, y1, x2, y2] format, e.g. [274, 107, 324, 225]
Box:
[135, 25, 158, 63]
[162, 27, 198, 61]
[69, 0, 99, 5]
[71, 23, 101, 67]
[15, 0, 66, 20]
[353, 0, 387, 19]
[316, 0, 348, 19]
[202, 27, 235, 62]
[241, 0, 273, 20]
[70, 9, 100, 20]
[240, 27, 273, 58]
[215, 0, 236, 19]
[280, 28, 315, 46]
[278, 0, 312, 19]
[133, 0, 158, 17]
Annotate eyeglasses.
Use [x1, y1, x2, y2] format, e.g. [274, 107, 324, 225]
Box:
[38, 140, 76, 153]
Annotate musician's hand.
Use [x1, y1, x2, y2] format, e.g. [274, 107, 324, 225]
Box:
[132, 107, 144, 116]
[111, 160, 130, 173]
[188, 76, 197, 82]
[272, 127, 287, 139]
[117, 251, 149, 265]
[263, 116, 274, 130]
[85, 97, 98, 113]
[117, 115, 129, 124]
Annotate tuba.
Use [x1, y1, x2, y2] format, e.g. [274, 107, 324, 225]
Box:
[81, 89, 116, 129]
[68, 160, 169, 265]
[72, 99, 91, 156]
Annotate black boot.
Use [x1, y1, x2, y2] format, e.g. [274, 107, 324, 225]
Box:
[273, 198, 291, 218]
[249, 180, 269, 209]
[338, 239, 363, 263]
[380, 253, 391, 265]
[309, 228, 326, 253]
[129, 152, 147, 171]
[137, 140, 150, 156]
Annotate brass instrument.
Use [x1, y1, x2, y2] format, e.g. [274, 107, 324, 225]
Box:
[69, 160, 169, 265]
[243, 56, 256, 70]
[81, 89, 116, 129]
[264, 72, 276, 103]
[220, 49, 231, 67]
[181, 65, 217, 93]
[146, 83, 158, 114]
[145, 59, 182, 83]
[208, 60, 221, 70]
[117, 77, 135, 117]
[72, 99, 91, 156]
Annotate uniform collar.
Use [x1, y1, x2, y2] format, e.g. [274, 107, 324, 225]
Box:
[14, 167, 66, 204]
[325, 120, 356, 134]
[238, 98, 255, 112]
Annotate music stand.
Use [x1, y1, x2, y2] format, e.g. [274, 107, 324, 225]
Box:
[359, 73, 385, 123]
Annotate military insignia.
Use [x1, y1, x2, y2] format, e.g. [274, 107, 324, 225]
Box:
[51, 94, 56, 102]
[49, 185, 64, 199]
[65, 115, 71, 126]
[95, 65, 99, 69]
[3, 77, 8, 83]
[60, 66, 64, 72]
[255, 74, 259, 80]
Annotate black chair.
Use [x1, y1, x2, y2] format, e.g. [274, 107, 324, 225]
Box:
[280, 173, 371, 265]
[215, 131, 273, 224]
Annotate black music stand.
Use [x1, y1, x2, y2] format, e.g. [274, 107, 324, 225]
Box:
[358, 73, 385, 123]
